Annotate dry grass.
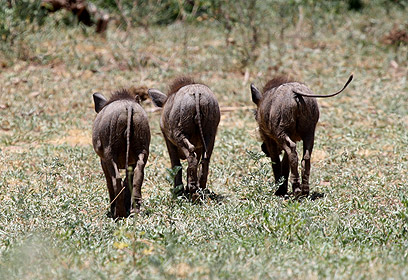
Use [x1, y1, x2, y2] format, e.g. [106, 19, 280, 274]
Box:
[0, 4, 407, 279]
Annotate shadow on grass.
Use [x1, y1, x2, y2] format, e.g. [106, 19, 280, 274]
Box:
[309, 191, 325, 201]
[206, 191, 226, 203]
[283, 191, 325, 202]
[192, 189, 227, 204]
[172, 187, 226, 204]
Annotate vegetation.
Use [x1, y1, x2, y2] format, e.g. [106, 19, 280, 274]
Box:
[0, 1, 407, 279]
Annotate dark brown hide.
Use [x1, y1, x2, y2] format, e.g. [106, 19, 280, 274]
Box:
[168, 76, 196, 95]
[262, 76, 292, 93]
[149, 78, 220, 199]
[92, 90, 150, 218]
[251, 75, 352, 197]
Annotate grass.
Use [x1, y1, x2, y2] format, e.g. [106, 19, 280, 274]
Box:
[1, 4, 408, 279]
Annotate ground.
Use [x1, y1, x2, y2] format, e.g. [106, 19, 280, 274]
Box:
[0, 4, 407, 279]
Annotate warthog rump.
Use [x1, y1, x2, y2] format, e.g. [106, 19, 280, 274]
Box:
[149, 77, 220, 199]
[92, 90, 150, 218]
[250, 75, 353, 197]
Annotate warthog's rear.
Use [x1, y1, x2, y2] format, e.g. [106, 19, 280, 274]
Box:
[251, 75, 353, 197]
[92, 90, 150, 218]
[149, 77, 220, 199]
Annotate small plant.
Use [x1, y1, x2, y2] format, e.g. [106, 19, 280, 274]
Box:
[166, 166, 184, 198]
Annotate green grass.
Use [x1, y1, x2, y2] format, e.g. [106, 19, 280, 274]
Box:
[1, 4, 408, 279]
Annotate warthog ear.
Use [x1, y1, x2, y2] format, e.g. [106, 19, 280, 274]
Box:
[148, 89, 167, 108]
[93, 92, 107, 113]
[250, 84, 262, 105]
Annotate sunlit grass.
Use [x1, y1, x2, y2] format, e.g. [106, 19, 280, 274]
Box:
[0, 3, 407, 279]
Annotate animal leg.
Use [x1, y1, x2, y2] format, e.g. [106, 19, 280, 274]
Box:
[101, 159, 115, 216]
[131, 152, 147, 213]
[278, 151, 290, 196]
[186, 152, 199, 195]
[179, 137, 198, 197]
[183, 138, 195, 154]
[301, 136, 314, 196]
[164, 138, 183, 190]
[265, 141, 286, 196]
[107, 159, 126, 218]
[198, 158, 209, 191]
[198, 135, 215, 191]
[124, 164, 135, 215]
[281, 136, 301, 197]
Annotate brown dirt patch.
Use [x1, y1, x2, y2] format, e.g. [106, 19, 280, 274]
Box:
[49, 129, 91, 146]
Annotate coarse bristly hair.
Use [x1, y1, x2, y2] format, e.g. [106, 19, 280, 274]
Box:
[168, 76, 196, 95]
[105, 89, 139, 107]
[263, 76, 293, 93]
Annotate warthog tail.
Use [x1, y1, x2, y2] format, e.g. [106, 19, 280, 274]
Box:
[293, 74, 353, 98]
[126, 105, 133, 177]
[195, 92, 208, 160]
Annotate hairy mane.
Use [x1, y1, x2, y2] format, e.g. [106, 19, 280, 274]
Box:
[168, 76, 196, 95]
[263, 76, 293, 93]
[105, 89, 138, 107]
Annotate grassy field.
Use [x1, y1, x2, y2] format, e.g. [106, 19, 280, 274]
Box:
[0, 3, 407, 279]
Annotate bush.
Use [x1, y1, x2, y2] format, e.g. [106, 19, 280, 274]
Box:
[89, 0, 213, 28]
[0, 0, 47, 43]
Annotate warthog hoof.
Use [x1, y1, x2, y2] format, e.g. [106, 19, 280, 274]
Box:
[301, 184, 310, 197]
[171, 184, 185, 198]
[275, 188, 288, 196]
[293, 188, 302, 198]
[130, 206, 141, 214]
[191, 193, 200, 203]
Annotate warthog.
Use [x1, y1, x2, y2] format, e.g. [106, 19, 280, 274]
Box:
[148, 77, 220, 199]
[250, 74, 353, 197]
[92, 90, 150, 218]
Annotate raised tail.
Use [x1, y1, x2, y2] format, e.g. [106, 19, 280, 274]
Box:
[293, 74, 353, 98]
[194, 92, 208, 160]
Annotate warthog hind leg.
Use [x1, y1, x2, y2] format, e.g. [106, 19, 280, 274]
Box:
[131, 152, 147, 213]
[264, 141, 288, 196]
[279, 151, 290, 195]
[301, 136, 314, 196]
[281, 136, 301, 197]
[123, 163, 134, 215]
[198, 133, 216, 191]
[106, 159, 126, 218]
[179, 137, 198, 197]
[165, 138, 183, 192]
[101, 159, 115, 216]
